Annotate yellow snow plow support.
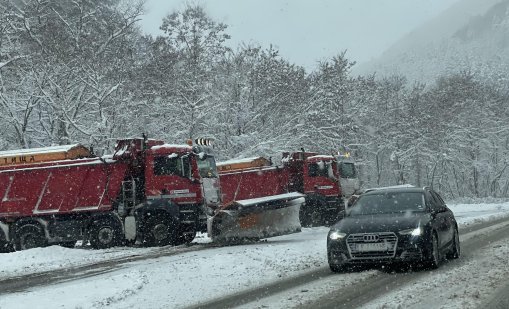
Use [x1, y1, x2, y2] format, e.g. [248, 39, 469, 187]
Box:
[0, 144, 91, 166]
[217, 157, 271, 173]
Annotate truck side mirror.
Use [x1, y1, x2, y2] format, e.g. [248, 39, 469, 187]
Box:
[180, 157, 191, 179]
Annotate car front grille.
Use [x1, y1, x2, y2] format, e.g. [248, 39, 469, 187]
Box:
[346, 232, 398, 259]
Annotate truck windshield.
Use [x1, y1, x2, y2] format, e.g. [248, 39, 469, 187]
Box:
[198, 155, 218, 178]
[348, 192, 425, 216]
[154, 155, 190, 178]
[308, 160, 337, 180]
[339, 162, 357, 179]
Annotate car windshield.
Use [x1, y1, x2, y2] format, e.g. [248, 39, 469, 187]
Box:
[348, 192, 425, 216]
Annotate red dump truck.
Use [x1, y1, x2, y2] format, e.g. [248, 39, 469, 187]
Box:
[0, 137, 221, 251]
[215, 151, 344, 228]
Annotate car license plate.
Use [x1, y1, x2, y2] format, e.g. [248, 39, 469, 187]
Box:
[352, 242, 390, 252]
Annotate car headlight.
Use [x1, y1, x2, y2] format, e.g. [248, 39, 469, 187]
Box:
[328, 231, 347, 240]
[399, 227, 423, 236]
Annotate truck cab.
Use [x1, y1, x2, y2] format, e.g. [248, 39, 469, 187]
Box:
[284, 152, 343, 226]
[143, 143, 220, 237]
[192, 144, 222, 230]
[144, 144, 202, 204]
[337, 159, 360, 198]
[113, 138, 221, 246]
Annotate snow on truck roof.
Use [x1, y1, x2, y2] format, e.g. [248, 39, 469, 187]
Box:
[217, 157, 267, 166]
[150, 144, 192, 151]
[0, 144, 83, 156]
[307, 155, 335, 161]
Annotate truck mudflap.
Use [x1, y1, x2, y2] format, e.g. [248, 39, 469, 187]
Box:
[208, 192, 304, 242]
[0, 221, 13, 252]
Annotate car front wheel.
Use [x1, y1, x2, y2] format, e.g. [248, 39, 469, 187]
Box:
[328, 251, 347, 273]
[446, 227, 460, 260]
[427, 232, 440, 269]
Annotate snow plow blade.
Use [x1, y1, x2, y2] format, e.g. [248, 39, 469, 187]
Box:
[208, 192, 304, 242]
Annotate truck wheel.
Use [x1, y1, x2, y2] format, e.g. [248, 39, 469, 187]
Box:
[310, 209, 324, 227]
[14, 224, 47, 251]
[300, 200, 325, 227]
[143, 215, 177, 247]
[299, 206, 312, 227]
[0, 241, 14, 253]
[89, 219, 121, 249]
[176, 231, 197, 245]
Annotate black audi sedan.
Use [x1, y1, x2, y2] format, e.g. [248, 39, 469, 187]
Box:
[327, 187, 460, 272]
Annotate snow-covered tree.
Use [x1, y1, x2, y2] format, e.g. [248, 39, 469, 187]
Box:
[0, 0, 143, 151]
[146, 4, 231, 142]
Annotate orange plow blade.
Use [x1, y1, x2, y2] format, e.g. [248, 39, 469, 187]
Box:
[208, 192, 304, 242]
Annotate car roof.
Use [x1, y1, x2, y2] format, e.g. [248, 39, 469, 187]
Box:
[363, 186, 428, 195]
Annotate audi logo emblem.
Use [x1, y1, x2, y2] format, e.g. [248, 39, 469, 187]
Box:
[363, 234, 379, 242]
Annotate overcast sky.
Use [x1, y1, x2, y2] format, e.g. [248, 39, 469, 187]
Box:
[139, 0, 460, 71]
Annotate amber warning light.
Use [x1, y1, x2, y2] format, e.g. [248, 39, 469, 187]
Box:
[337, 151, 351, 159]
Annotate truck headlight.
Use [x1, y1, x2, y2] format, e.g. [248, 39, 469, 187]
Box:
[399, 227, 423, 236]
[329, 231, 347, 240]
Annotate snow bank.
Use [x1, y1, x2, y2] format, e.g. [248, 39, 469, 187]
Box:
[448, 202, 509, 226]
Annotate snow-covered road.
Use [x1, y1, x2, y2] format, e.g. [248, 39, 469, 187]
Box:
[1, 202, 509, 309]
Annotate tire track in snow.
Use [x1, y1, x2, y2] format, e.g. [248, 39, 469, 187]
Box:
[0, 243, 212, 295]
[480, 280, 509, 309]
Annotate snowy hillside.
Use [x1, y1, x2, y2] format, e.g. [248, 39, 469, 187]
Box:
[355, 0, 509, 85]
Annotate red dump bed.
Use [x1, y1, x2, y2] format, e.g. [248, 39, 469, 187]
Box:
[219, 166, 290, 205]
[0, 158, 128, 218]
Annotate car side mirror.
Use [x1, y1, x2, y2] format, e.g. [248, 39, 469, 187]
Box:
[429, 206, 445, 216]
[427, 205, 437, 215]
